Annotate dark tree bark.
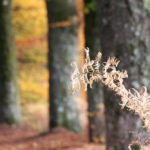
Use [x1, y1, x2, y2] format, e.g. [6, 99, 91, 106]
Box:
[46, 0, 84, 133]
[0, 0, 21, 124]
[85, 0, 105, 143]
[98, 0, 150, 149]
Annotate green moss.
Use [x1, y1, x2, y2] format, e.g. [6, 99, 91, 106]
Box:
[116, 44, 123, 58]
[85, 0, 96, 13]
[130, 143, 140, 150]
[7, 118, 19, 125]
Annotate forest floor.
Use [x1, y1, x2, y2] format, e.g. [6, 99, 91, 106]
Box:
[0, 124, 105, 150]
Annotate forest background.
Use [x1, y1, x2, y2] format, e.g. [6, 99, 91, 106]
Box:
[1, 0, 150, 150]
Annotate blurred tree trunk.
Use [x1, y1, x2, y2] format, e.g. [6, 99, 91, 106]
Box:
[98, 0, 150, 149]
[85, 0, 105, 143]
[46, 0, 84, 132]
[0, 0, 21, 124]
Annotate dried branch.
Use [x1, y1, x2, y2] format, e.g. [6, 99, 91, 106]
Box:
[70, 48, 150, 149]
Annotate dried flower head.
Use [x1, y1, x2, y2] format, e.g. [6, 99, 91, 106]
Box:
[70, 48, 102, 92]
[70, 48, 150, 148]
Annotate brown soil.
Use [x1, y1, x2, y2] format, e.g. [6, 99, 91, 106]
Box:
[0, 124, 105, 150]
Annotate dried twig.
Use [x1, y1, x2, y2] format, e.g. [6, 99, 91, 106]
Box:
[70, 48, 150, 149]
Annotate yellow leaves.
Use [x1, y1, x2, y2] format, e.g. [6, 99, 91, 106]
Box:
[17, 38, 49, 104]
[19, 68, 49, 104]
[12, 0, 45, 9]
[12, 0, 47, 40]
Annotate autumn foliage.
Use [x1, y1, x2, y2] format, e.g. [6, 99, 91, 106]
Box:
[12, 0, 48, 104]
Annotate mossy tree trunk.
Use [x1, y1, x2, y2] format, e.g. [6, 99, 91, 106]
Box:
[98, 0, 150, 149]
[85, 0, 105, 143]
[0, 0, 21, 124]
[46, 0, 83, 133]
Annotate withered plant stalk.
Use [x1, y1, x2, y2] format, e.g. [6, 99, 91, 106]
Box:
[70, 48, 150, 149]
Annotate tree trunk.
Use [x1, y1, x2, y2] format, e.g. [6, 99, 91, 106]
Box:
[0, 0, 21, 124]
[46, 0, 84, 133]
[98, 0, 150, 149]
[85, 0, 105, 143]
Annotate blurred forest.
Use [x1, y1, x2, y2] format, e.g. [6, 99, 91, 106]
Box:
[13, 0, 49, 130]
[0, 0, 150, 150]
[13, 0, 48, 103]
